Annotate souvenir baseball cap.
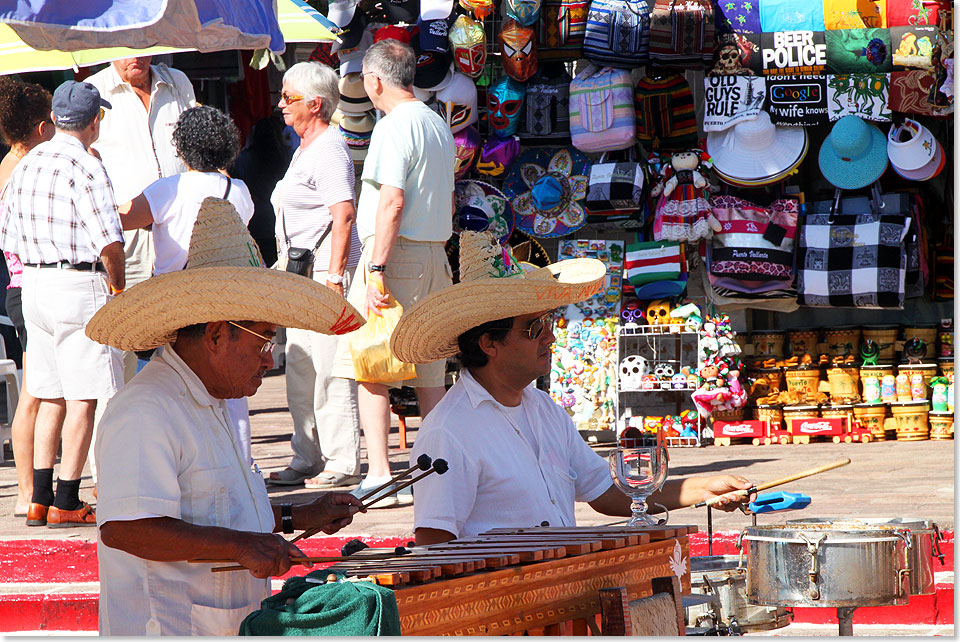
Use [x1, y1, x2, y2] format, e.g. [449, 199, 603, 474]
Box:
[328, 0, 366, 50]
[374, 24, 412, 43]
[338, 72, 373, 114]
[819, 115, 889, 190]
[436, 72, 478, 133]
[412, 31, 454, 91]
[337, 28, 373, 76]
[888, 119, 944, 181]
[887, 118, 936, 171]
[418, 0, 453, 53]
[53, 80, 111, 123]
[378, 0, 420, 24]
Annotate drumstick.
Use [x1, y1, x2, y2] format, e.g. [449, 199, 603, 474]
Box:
[356, 454, 433, 504]
[360, 459, 448, 511]
[289, 454, 432, 545]
[690, 458, 851, 509]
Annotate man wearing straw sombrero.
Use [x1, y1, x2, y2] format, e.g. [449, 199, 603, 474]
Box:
[392, 232, 755, 545]
[85, 199, 366, 636]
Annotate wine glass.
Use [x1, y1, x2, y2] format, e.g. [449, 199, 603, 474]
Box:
[608, 446, 669, 526]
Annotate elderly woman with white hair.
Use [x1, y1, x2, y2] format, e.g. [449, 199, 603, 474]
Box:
[266, 61, 363, 490]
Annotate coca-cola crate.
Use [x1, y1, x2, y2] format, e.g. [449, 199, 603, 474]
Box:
[713, 420, 765, 446]
[787, 417, 846, 444]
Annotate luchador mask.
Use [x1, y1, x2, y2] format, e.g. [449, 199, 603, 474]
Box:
[477, 135, 520, 176]
[449, 15, 486, 77]
[486, 76, 526, 137]
[453, 125, 481, 179]
[458, 0, 495, 20]
[499, 20, 538, 82]
[506, 0, 541, 26]
[436, 72, 478, 133]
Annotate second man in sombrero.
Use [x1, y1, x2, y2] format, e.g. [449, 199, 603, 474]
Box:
[392, 231, 756, 544]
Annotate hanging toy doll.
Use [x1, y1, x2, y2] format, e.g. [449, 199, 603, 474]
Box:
[652, 149, 721, 243]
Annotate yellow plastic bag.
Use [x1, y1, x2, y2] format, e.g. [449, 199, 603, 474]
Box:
[348, 281, 416, 384]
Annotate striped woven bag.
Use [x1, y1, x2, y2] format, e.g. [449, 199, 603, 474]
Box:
[583, 0, 650, 67]
[569, 63, 637, 152]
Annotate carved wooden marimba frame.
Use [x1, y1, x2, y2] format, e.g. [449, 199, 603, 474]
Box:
[319, 525, 697, 636]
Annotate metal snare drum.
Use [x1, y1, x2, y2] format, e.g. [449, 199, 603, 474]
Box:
[686, 556, 793, 634]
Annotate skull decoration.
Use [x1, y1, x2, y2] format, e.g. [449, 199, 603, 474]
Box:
[711, 34, 754, 76]
[646, 299, 672, 325]
[449, 15, 486, 77]
[619, 355, 646, 391]
[487, 76, 526, 137]
[654, 363, 675, 379]
[499, 20, 538, 82]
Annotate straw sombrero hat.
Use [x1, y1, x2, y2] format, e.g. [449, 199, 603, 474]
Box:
[391, 231, 605, 364]
[86, 198, 365, 351]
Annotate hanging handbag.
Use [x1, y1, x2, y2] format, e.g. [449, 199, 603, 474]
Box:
[584, 149, 645, 215]
[707, 194, 798, 294]
[798, 187, 911, 309]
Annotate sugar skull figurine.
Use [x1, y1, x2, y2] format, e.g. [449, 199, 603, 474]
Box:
[449, 15, 486, 77]
[645, 299, 672, 326]
[618, 355, 645, 391]
[499, 20, 538, 82]
[487, 76, 526, 137]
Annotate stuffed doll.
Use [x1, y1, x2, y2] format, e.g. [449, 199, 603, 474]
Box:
[653, 149, 721, 243]
[691, 357, 731, 417]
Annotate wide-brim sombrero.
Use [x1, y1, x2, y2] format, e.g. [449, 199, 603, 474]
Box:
[391, 231, 605, 364]
[86, 198, 364, 351]
[707, 110, 808, 186]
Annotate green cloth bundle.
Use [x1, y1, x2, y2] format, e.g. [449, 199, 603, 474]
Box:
[239, 572, 402, 636]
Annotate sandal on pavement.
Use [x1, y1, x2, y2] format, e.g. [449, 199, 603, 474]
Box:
[47, 502, 97, 528]
[304, 472, 362, 489]
[266, 467, 314, 486]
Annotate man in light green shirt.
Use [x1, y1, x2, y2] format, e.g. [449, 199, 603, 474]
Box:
[333, 39, 455, 506]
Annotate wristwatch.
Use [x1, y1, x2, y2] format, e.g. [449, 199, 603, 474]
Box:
[326, 273, 343, 285]
[280, 503, 294, 534]
[367, 262, 387, 273]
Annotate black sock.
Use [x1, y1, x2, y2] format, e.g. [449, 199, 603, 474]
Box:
[53, 478, 83, 511]
[31, 468, 54, 506]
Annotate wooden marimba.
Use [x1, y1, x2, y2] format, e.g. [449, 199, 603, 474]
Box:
[317, 525, 698, 635]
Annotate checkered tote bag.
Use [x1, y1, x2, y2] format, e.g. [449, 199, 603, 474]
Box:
[797, 212, 911, 308]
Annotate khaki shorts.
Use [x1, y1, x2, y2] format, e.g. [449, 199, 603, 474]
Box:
[331, 238, 452, 388]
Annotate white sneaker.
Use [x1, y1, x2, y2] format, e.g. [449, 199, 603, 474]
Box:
[351, 478, 399, 508]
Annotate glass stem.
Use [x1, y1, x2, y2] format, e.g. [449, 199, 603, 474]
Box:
[631, 496, 648, 519]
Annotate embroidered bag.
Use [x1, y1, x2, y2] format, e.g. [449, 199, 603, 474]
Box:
[569, 62, 636, 152]
[647, 0, 715, 67]
[797, 196, 911, 309]
[519, 65, 572, 141]
[584, 151, 645, 214]
[583, 0, 650, 67]
[708, 195, 798, 293]
[537, 0, 590, 60]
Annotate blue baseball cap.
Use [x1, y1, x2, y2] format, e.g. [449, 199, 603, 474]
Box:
[52, 81, 111, 124]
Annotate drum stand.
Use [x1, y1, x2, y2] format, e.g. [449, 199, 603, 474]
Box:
[837, 607, 857, 636]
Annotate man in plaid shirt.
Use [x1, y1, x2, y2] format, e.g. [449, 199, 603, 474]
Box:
[0, 80, 125, 528]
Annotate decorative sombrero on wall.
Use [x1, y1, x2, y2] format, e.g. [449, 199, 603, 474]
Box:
[86, 198, 365, 351]
[453, 180, 515, 243]
[502, 147, 590, 239]
[391, 230, 605, 364]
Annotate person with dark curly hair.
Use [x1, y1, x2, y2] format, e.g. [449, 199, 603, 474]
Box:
[0, 76, 56, 519]
[120, 105, 253, 275]
[119, 104, 256, 463]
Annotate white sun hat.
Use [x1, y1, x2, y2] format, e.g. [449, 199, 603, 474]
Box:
[707, 110, 808, 186]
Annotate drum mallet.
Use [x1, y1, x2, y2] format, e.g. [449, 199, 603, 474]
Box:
[289, 454, 432, 544]
[359, 458, 448, 511]
[690, 458, 851, 509]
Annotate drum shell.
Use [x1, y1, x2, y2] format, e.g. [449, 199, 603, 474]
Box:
[740, 524, 911, 608]
[784, 518, 940, 596]
[688, 556, 791, 632]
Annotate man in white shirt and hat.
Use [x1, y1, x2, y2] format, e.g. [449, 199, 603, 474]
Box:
[391, 232, 755, 544]
[86, 198, 366, 635]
